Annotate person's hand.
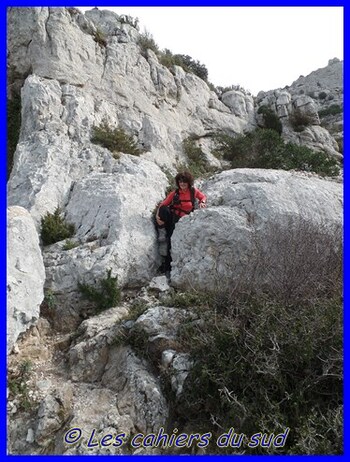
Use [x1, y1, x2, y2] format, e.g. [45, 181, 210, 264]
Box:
[156, 215, 165, 226]
[199, 201, 206, 209]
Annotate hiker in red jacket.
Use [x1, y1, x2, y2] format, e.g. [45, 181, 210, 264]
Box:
[155, 171, 206, 276]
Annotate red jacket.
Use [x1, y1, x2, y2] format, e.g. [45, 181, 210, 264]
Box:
[159, 187, 206, 217]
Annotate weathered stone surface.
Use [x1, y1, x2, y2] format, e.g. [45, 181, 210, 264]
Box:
[7, 206, 45, 354]
[69, 306, 128, 382]
[170, 169, 343, 290]
[42, 154, 168, 294]
[55, 384, 134, 455]
[35, 384, 73, 446]
[102, 345, 168, 433]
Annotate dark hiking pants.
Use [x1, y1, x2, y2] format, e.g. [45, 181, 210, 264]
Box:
[157, 205, 180, 272]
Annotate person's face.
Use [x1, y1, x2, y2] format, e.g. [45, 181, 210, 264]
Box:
[179, 180, 189, 191]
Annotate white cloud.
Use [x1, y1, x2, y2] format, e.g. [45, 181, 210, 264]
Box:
[78, 6, 343, 95]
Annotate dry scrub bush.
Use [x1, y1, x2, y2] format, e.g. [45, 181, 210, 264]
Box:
[167, 217, 343, 454]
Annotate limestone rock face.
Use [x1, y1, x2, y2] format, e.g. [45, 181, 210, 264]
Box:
[256, 59, 343, 157]
[170, 169, 343, 291]
[69, 306, 129, 383]
[43, 154, 168, 296]
[7, 7, 250, 193]
[102, 345, 168, 434]
[7, 206, 45, 353]
[221, 89, 256, 125]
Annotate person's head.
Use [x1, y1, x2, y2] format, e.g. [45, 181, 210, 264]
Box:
[175, 171, 194, 190]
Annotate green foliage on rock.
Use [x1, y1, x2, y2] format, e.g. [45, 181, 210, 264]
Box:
[178, 295, 342, 454]
[41, 208, 75, 246]
[137, 30, 159, 56]
[78, 269, 121, 313]
[8, 360, 34, 411]
[182, 137, 214, 178]
[289, 109, 314, 132]
[93, 28, 107, 47]
[91, 120, 141, 156]
[7, 93, 21, 180]
[318, 104, 342, 117]
[257, 105, 283, 135]
[138, 34, 208, 81]
[213, 128, 340, 177]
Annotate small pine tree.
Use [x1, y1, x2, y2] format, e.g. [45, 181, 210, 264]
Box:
[41, 208, 75, 246]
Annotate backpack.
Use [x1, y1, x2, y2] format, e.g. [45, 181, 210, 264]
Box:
[170, 187, 196, 215]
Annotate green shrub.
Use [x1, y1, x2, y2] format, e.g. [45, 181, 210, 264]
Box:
[137, 30, 159, 56]
[172, 54, 208, 81]
[62, 239, 79, 251]
[213, 128, 340, 177]
[93, 28, 107, 47]
[318, 91, 327, 100]
[177, 295, 342, 454]
[43, 289, 56, 310]
[41, 208, 75, 246]
[182, 137, 207, 176]
[171, 219, 342, 454]
[91, 120, 141, 156]
[67, 7, 79, 17]
[78, 269, 121, 313]
[289, 109, 314, 132]
[257, 105, 283, 135]
[8, 360, 34, 411]
[7, 93, 21, 180]
[318, 104, 342, 117]
[139, 39, 208, 82]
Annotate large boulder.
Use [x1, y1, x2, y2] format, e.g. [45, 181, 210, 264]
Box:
[7, 206, 45, 353]
[43, 154, 168, 292]
[170, 169, 342, 291]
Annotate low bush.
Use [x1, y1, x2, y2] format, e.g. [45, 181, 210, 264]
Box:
[182, 137, 213, 178]
[41, 208, 75, 246]
[213, 128, 340, 177]
[7, 93, 21, 180]
[318, 104, 342, 117]
[62, 239, 79, 251]
[8, 360, 34, 411]
[172, 53, 208, 81]
[91, 120, 141, 156]
[137, 30, 159, 56]
[289, 109, 314, 132]
[93, 28, 107, 47]
[169, 219, 343, 454]
[78, 269, 121, 313]
[117, 215, 342, 455]
[177, 294, 342, 454]
[257, 105, 283, 135]
[138, 35, 208, 82]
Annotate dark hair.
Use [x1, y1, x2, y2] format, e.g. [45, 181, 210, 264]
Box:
[175, 171, 194, 187]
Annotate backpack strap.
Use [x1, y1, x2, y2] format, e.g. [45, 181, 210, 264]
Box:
[170, 187, 196, 215]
